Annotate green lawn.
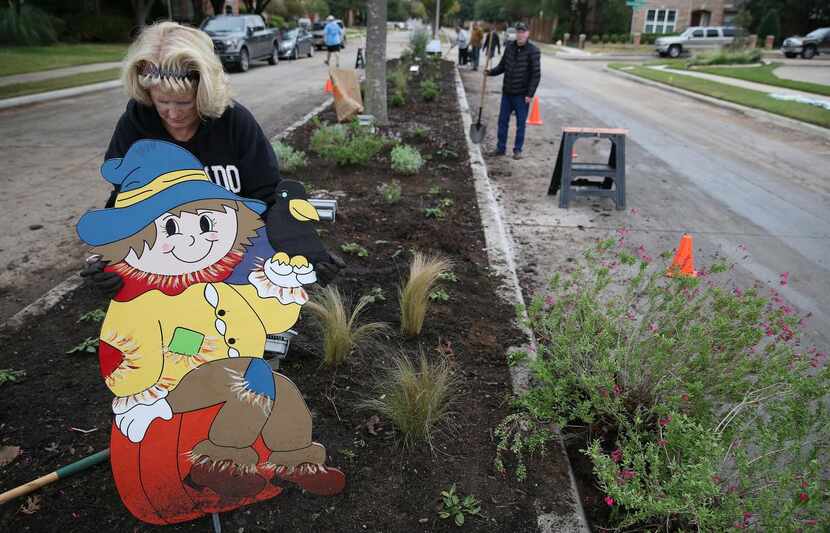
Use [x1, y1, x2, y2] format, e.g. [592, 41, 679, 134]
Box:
[0, 44, 128, 77]
[691, 63, 830, 97]
[609, 63, 830, 129]
[0, 68, 120, 99]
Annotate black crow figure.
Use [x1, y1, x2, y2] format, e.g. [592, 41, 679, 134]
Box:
[265, 180, 330, 266]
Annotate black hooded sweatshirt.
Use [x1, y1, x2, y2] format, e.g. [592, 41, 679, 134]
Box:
[104, 99, 280, 208]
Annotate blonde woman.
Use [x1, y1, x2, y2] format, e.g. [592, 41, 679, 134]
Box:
[84, 22, 344, 293]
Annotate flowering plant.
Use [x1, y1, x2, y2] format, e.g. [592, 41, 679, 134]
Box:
[496, 238, 829, 530]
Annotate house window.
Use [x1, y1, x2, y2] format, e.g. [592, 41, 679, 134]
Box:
[644, 9, 677, 34]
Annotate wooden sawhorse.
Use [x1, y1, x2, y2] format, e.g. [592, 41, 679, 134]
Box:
[547, 127, 628, 210]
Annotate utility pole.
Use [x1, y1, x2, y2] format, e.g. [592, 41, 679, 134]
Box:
[433, 0, 440, 38]
[167, 0, 172, 20]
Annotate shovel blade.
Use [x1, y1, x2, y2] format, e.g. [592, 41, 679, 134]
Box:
[469, 122, 486, 144]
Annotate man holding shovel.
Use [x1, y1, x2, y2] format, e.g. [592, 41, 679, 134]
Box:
[485, 22, 541, 160]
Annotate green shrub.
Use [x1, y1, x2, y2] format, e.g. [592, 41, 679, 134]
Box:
[271, 141, 307, 172]
[362, 352, 455, 449]
[496, 239, 830, 530]
[310, 122, 387, 166]
[389, 66, 408, 95]
[409, 28, 430, 58]
[601, 33, 610, 43]
[0, 4, 58, 45]
[71, 14, 132, 42]
[390, 144, 424, 174]
[378, 180, 402, 204]
[390, 90, 405, 107]
[688, 48, 762, 66]
[270, 15, 287, 29]
[420, 78, 439, 101]
[757, 8, 781, 46]
[590, 34, 600, 44]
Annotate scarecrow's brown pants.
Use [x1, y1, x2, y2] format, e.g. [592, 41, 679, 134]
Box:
[166, 357, 326, 468]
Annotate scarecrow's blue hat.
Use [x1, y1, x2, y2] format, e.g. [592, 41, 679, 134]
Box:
[76, 140, 266, 246]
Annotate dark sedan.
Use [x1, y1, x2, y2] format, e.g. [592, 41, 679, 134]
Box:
[278, 28, 314, 60]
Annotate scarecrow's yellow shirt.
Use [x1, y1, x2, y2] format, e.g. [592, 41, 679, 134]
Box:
[99, 282, 300, 401]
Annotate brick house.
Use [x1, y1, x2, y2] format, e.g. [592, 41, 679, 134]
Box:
[632, 1, 744, 34]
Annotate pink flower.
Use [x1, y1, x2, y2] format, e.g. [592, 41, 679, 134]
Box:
[657, 439, 668, 447]
[712, 475, 722, 484]
[805, 519, 818, 526]
[779, 272, 789, 286]
[801, 480, 809, 489]
[625, 310, 636, 320]
[613, 384, 623, 396]
[743, 512, 752, 520]
[649, 322, 658, 333]
[734, 287, 743, 297]
[610, 449, 622, 463]
[604, 496, 615, 506]
[658, 416, 672, 427]
[799, 492, 809, 503]
[681, 394, 690, 401]
[544, 295, 556, 307]
[620, 469, 636, 480]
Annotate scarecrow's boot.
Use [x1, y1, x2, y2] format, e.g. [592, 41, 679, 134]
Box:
[187, 443, 266, 499]
[262, 373, 346, 495]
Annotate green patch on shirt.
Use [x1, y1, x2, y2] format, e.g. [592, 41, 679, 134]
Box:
[169, 327, 205, 356]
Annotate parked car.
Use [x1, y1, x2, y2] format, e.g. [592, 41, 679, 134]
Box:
[279, 27, 314, 59]
[781, 27, 830, 59]
[311, 19, 346, 50]
[655, 26, 736, 58]
[505, 27, 516, 42]
[201, 15, 279, 72]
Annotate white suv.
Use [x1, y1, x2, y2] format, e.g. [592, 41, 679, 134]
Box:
[656, 26, 736, 58]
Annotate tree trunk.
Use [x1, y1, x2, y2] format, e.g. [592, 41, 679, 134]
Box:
[131, 0, 157, 28]
[364, 0, 388, 126]
[210, 0, 225, 15]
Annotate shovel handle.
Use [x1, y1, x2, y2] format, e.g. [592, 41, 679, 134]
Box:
[477, 31, 495, 111]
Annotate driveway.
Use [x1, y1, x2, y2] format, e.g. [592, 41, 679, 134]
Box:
[0, 31, 408, 317]
[460, 55, 830, 348]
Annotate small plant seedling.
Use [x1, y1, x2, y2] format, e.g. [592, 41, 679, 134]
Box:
[338, 448, 357, 463]
[78, 308, 106, 323]
[378, 180, 402, 204]
[391, 144, 424, 175]
[440, 198, 454, 208]
[436, 147, 458, 160]
[271, 141, 308, 172]
[412, 126, 428, 140]
[366, 287, 386, 303]
[0, 368, 26, 386]
[67, 336, 98, 354]
[341, 242, 369, 257]
[438, 271, 458, 283]
[399, 252, 452, 337]
[428, 185, 441, 195]
[429, 289, 450, 302]
[424, 207, 445, 219]
[438, 484, 481, 527]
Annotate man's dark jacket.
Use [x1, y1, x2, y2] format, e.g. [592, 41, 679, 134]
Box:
[488, 40, 541, 98]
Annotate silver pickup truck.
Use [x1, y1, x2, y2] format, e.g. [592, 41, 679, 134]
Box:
[656, 26, 736, 58]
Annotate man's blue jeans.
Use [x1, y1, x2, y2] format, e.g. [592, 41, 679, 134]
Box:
[497, 95, 529, 154]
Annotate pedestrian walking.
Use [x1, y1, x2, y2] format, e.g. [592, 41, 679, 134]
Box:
[455, 24, 469, 66]
[483, 25, 501, 57]
[485, 22, 541, 160]
[323, 15, 344, 67]
[469, 23, 483, 71]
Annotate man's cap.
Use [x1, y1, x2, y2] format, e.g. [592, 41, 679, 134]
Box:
[326, 15, 334, 21]
[514, 22, 528, 32]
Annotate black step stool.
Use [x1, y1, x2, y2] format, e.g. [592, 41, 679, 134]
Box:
[548, 127, 628, 210]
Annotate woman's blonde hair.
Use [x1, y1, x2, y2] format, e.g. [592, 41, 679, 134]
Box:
[122, 22, 232, 119]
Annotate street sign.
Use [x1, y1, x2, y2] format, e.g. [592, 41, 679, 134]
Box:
[626, 0, 647, 7]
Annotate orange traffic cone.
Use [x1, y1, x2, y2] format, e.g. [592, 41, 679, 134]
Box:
[666, 234, 698, 278]
[324, 78, 333, 94]
[527, 95, 543, 125]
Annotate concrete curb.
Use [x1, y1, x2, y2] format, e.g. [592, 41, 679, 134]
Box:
[605, 66, 830, 140]
[2, 95, 336, 331]
[0, 80, 121, 111]
[452, 66, 591, 533]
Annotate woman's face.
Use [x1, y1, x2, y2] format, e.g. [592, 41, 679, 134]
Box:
[149, 86, 198, 132]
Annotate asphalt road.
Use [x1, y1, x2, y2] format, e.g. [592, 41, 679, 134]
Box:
[461, 53, 830, 348]
[0, 31, 409, 317]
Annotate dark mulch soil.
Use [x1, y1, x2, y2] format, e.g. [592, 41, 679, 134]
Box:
[0, 59, 574, 532]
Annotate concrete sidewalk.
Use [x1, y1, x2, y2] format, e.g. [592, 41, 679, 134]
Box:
[0, 61, 121, 87]
[650, 64, 830, 105]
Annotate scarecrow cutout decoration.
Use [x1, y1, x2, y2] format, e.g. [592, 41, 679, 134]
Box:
[76, 140, 345, 525]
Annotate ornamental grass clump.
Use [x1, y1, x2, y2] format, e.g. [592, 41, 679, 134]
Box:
[399, 252, 451, 337]
[390, 144, 424, 175]
[496, 237, 830, 530]
[305, 285, 389, 367]
[271, 141, 307, 172]
[362, 352, 455, 450]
